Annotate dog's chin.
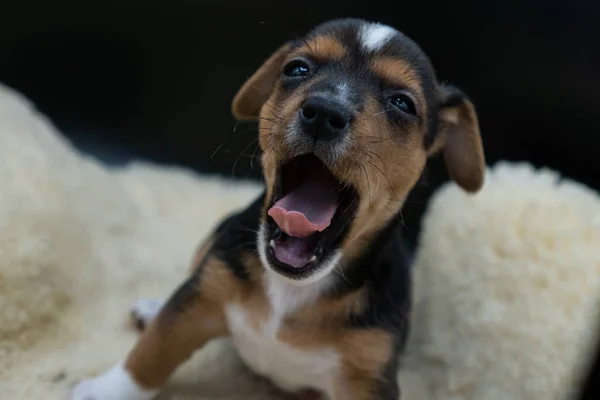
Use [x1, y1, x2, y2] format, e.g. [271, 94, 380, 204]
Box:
[258, 153, 359, 284]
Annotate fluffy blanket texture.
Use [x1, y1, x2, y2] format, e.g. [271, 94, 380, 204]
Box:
[1, 82, 599, 400]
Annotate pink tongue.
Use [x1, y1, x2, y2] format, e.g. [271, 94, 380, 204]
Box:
[268, 175, 340, 238]
[272, 236, 316, 268]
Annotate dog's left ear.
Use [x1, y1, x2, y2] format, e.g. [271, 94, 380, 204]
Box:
[231, 43, 292, 120]
[428, 84, 485, 193]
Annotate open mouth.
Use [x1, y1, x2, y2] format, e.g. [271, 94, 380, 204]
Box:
[264, 154, 359, 279]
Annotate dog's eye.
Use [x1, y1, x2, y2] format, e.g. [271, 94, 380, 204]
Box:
[283, 60, 310, 78]
[388, 94, 417, 115]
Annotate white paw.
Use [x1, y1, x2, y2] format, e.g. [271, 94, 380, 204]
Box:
[70, 378, 111, 400]
[130, 298, 164, 330]
[70, 362, 158, 400]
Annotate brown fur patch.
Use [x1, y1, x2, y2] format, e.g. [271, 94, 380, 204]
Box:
[335, 94, 427, 261]
[258, 99, 283, 217]
[438, 101, 485, 192]
[125, 257, 242, 389]
[371, 56, 424, 101]
[289, 288, 367, 326]
[292, 35, 347, 62]
[257, 83, 307, 216]
[334, 330, 395, 399]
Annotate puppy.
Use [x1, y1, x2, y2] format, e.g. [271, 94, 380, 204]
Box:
[70, 18, 484, 400]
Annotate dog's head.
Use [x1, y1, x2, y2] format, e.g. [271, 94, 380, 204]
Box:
[232, 18, 485, 284]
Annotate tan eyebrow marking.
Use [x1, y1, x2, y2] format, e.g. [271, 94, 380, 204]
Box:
[294, 35, 347, 62]
[371, 56, 424, 99]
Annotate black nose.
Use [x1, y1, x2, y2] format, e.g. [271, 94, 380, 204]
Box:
[299, 97, 352, 141]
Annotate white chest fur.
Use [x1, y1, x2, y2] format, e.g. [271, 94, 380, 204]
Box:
[224, 273, 340, 396]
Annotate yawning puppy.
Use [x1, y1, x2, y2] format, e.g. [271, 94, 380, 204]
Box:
[70, 18, 485, 400]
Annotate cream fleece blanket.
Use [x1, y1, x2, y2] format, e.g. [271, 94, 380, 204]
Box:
[1, 82, 599, 400]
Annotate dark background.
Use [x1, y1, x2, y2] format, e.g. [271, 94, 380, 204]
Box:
[1, 1, 599, 396]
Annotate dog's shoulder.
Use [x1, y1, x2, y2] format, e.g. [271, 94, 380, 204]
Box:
[202, 191, 266, 281]
[345, 221, 412, 335]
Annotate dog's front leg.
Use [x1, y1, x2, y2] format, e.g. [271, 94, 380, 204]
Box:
[331, 351, 401, 400]
[70, 258, 236, 400]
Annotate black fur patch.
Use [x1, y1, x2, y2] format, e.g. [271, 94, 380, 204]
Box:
[210, 192, 266, 281]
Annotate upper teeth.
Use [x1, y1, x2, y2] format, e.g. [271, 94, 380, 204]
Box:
[269, 240, 275, 248]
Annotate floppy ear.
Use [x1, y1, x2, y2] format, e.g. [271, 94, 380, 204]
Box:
[231, 43, 292, 120]
[428, 84, 485, 193]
